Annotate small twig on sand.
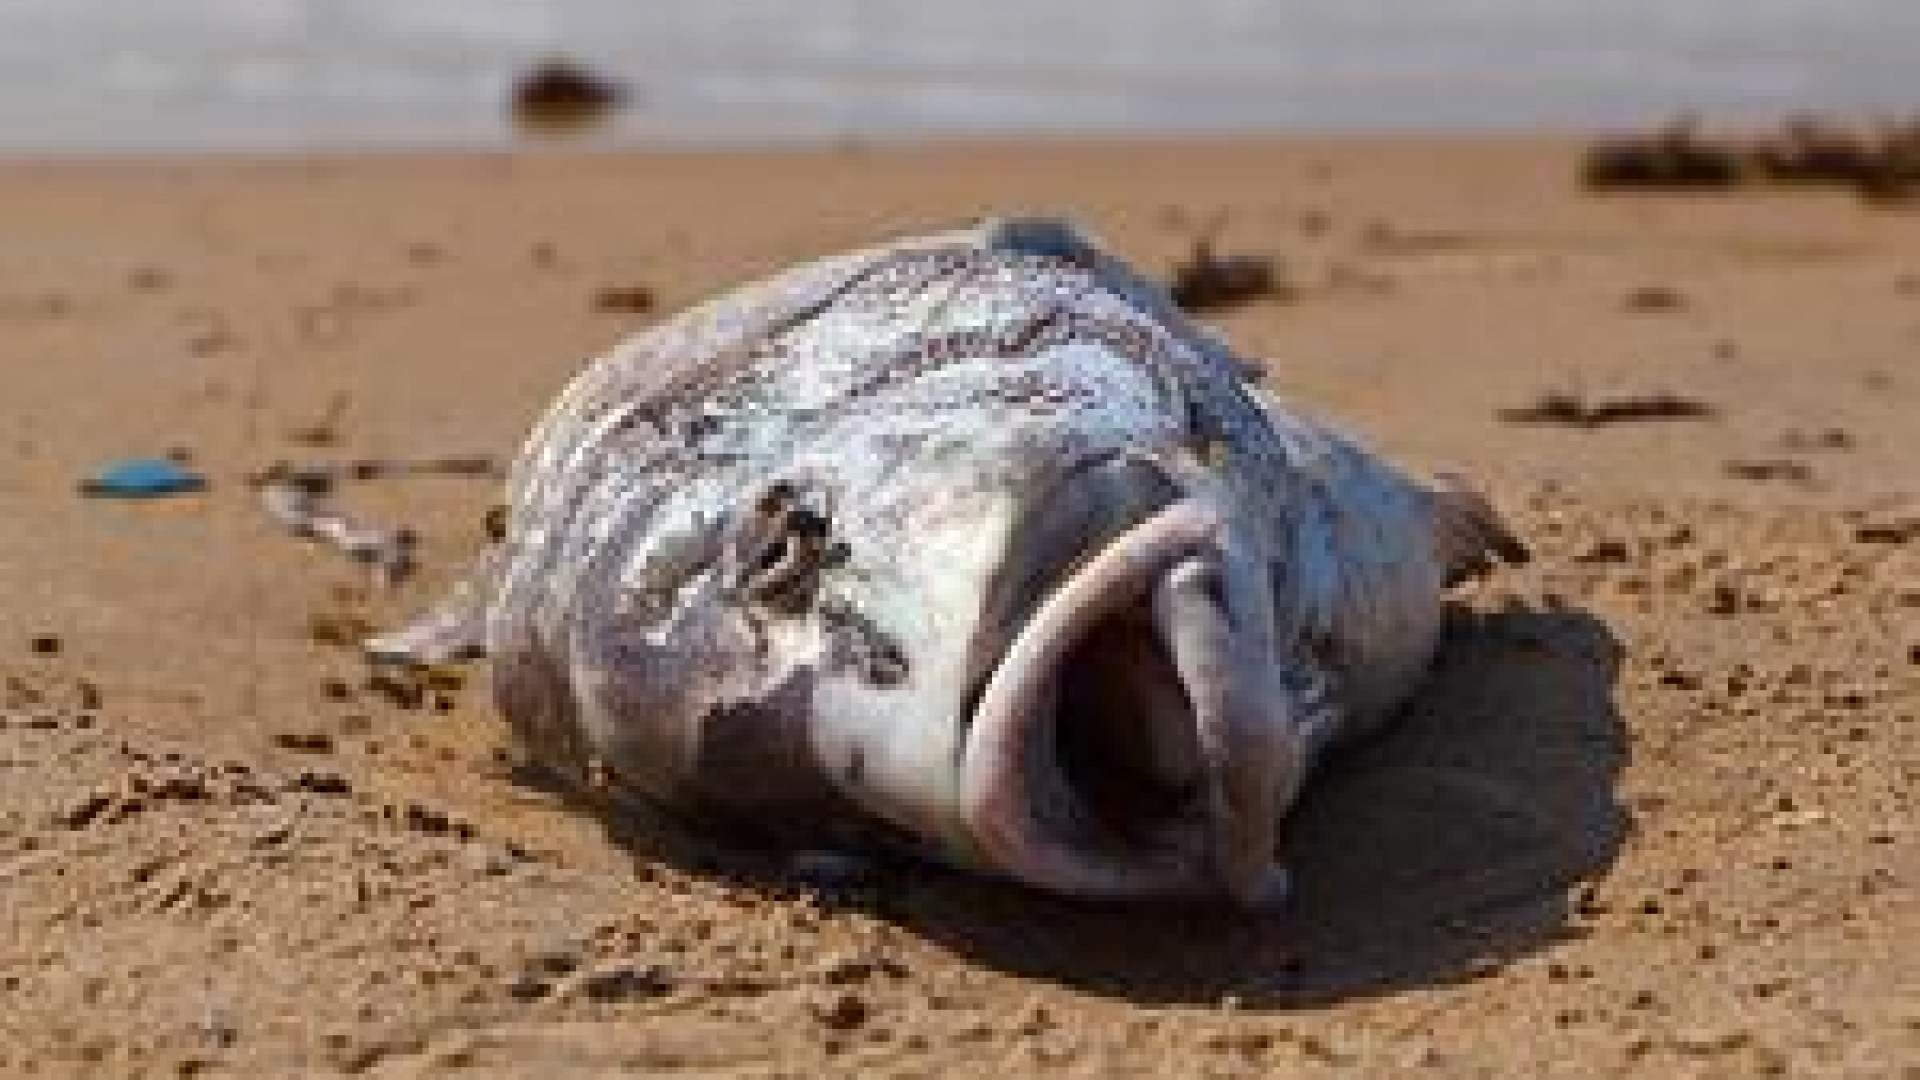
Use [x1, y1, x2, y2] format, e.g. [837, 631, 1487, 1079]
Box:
[252, 457, 502, 586]
[1497, 393, 1716, 428]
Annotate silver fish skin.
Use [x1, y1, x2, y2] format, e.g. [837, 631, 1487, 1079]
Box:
[373, 218, 1524, 906]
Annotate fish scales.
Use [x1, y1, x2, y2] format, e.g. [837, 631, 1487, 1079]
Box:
[376, 218, 1525, 903]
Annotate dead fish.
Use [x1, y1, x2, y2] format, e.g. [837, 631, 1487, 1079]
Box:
[372, 218, 1526, 906]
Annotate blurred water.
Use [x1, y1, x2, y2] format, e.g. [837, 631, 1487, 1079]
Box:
[0, 0, 1916, 151]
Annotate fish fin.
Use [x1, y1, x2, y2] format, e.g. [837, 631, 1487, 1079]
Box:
[1426, 473, 1530, 586]
[364, 554, 497, 665]
[978, 216, 1106, 262]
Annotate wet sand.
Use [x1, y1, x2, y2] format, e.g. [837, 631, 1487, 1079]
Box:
[0, 139, 1914, 1077]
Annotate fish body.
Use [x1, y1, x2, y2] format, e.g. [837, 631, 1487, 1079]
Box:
[375, 219, 1523, 905]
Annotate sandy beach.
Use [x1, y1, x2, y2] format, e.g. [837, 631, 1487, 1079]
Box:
[0, 138, 1914, 1077]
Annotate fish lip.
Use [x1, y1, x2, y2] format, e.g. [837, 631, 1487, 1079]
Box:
[956, 499, 1292, 902]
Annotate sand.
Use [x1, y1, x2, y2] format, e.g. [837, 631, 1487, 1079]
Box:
[0, 138, 1914, 1078]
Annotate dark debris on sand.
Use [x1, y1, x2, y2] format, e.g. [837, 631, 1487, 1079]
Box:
[1723, 459, 1814, 483]
[592, 285, 656, 314]
[1583, 113, 1920, 205]
[511, 58, 629, 134]
[1166, 218, 1291, 313]
[1498, 393, 1717, 429]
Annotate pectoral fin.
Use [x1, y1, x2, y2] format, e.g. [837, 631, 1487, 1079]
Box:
[1426, 473, 1529, 586]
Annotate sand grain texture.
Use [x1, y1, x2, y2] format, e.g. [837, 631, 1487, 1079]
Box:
[0, 141, 1915, 1077]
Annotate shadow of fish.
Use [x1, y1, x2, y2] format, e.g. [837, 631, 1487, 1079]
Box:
[372, 219, 1526, 906]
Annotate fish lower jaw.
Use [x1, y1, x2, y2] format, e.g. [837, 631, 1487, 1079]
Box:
[956, 500, 1285, 904]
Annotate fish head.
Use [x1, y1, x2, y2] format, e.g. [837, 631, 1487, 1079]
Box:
[780, 441, 1304, 907]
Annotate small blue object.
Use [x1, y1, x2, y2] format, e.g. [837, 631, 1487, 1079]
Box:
[80, 458, 208, 498]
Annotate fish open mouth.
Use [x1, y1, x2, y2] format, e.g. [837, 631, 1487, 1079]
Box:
[1050, 603, 1207, 851]
[958, 500, 1298, 904]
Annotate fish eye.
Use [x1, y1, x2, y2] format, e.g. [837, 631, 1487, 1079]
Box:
[735, 484, 838, 612]
[787, 506, 830, 540]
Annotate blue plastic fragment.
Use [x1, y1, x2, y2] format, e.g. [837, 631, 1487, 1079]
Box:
[79, 458, 208, 498]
